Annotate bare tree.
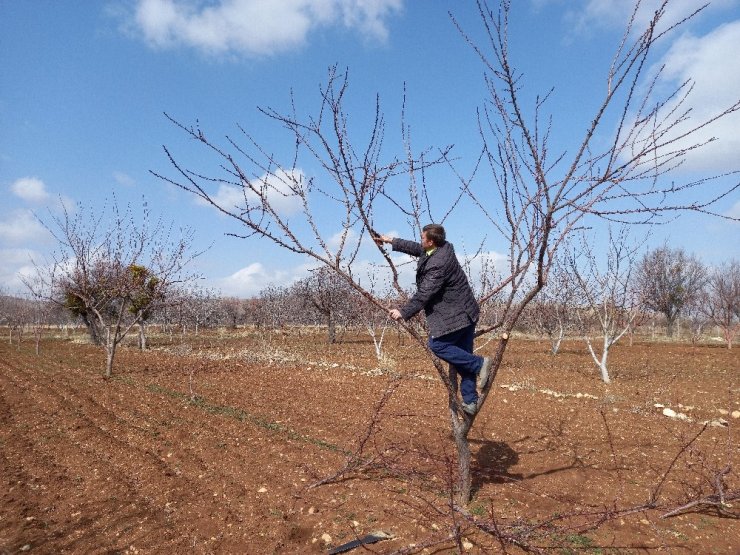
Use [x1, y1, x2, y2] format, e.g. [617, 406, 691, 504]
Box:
[155, 1, 739, 504]
[255, 285, 297, 331]
[25, 200, 199, 377]
[292, 267, 357, 343]
[636, 245, 708, 337]
[179, 285, 221, 335]
[0, 292, 27, 346]
[0, 287, 8, 336]
[571, 229, 643, 383]
[529, 258, 577, 354]
[22, 274, 56, 355]
[702, 260, 740, 349]
[353, 279, 394, 365]
[220, 296, 248, 329]
[683, 302, 709, 346]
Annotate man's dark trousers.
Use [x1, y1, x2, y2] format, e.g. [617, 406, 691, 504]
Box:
[428, 322, 484, 404]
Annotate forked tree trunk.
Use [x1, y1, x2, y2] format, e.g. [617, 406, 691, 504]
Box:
[449, 338, 507, 505]
[585, 335, 612, 384]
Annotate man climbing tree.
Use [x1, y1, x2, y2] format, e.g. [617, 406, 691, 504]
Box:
[375, 224, 492, 415]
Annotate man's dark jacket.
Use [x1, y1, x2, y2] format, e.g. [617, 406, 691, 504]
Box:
[392, 238, 480, 338]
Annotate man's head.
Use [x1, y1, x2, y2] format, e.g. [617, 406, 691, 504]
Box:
[422, 224, 446, 249]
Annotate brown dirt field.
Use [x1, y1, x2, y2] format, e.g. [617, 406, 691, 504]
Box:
[0, 329, 738, 554]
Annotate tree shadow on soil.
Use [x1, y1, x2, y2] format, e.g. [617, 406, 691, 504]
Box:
[470, 436, 590, 495]
[470, 439, 523, 491]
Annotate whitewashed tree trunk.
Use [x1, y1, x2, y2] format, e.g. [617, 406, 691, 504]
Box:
[585, 335, 611, 384]
[551, 322, 565, 355]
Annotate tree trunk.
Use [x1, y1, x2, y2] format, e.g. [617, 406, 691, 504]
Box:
[327, 310, 336, 344]
[666, 314, 678, 338]
[551, 323, 564, 355]
[444, 364, 475, 505]
[80, 313, 101, 345]
[138, 321, 147, 350]
[599, 335, 611, 383]
[453, 423, 472, 505]
[104, 328, 117, 378]
[105, 349, 114, 378]
[586, 337, 611, 384]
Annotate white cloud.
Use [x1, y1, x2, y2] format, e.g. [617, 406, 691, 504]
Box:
[8, 176, 74, 213]
[129, 0, 403, 57]
[113, 171, 137, 187]
[10, 177, 50, 203]
[204, 183, 242, 210]
[197, 167, 304, 216]
[214, 260, 311, 297]
[0, 210, 50, 246]
[0, 248, 42, 295]
[250, 168, 304, 215]
[646, 21, 740, 172]
[565, 0, 740, 36]
[328, 228, 358, 254]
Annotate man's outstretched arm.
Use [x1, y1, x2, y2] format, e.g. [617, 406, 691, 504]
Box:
[372, 233, 424, 257]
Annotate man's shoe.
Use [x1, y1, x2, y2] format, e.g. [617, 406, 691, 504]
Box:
[461, 401, 478, 415]
[476, 357, 493, 390]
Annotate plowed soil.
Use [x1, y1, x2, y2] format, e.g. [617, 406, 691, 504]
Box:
[1, 329, 738, 554]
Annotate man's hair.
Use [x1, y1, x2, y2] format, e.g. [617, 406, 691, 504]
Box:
[422, 224, 446, 246]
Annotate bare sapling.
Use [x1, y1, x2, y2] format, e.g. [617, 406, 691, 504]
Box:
[292, 267, 357, 344]
[528, 256, 577, 354]
[570, 228, 643, 383]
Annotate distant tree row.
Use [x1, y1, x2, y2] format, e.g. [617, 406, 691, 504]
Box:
[515, 239, 739, 382]
[5, 244, 737, 357]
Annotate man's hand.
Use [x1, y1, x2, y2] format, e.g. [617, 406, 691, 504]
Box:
[389, 308, 402, 321]
[372, 232, 392, 247]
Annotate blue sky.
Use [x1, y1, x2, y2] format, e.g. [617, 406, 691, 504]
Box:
[2, 0, 739, 297]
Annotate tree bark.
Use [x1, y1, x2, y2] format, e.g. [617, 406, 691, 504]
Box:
[453, 422, 472, 505]
[105, 340, 116, 379]
[138, 321, 147, 350]
[327, 310, 336, 344]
